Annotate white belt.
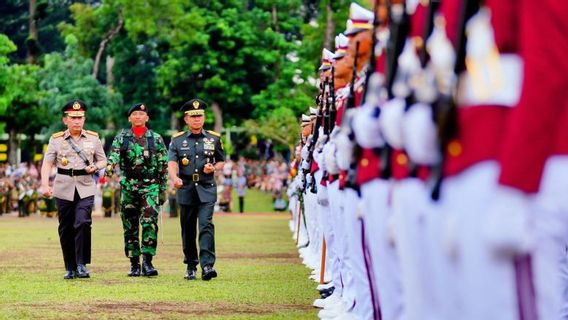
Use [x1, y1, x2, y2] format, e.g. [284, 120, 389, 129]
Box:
[457, 54, 523, 107]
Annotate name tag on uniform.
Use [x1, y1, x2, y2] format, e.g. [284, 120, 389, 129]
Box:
[180, 147, 190, 150]
[84, 141, 94, 149]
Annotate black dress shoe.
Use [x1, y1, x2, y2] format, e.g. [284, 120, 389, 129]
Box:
[76, 264, 90, 278]
[128, 257, 141, 277]
[184, 269, 197, 280]
[201, 265, 217, 281]
[141, 254, 158, 276]
[320, 286, 335, 299]
[63, 270, 76, 280]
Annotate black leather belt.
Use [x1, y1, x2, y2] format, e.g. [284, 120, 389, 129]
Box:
[180, 174, 201, 182]
[57, 168, 89, 176]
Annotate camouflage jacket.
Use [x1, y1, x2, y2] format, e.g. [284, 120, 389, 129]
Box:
[107, 128, 168, 192]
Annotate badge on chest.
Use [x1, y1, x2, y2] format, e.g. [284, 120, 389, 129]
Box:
[203, 138, 215, 151]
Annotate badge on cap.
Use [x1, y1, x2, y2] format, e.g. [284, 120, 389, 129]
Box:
[193, 101, 200, 109]
[140, 104, 145, 110]
[73, 102, 81, 110]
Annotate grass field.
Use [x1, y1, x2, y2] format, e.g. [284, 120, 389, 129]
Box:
[0, 208, 317, 319]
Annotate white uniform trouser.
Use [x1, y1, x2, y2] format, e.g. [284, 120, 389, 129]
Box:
[327, 180, 354, 307]
[391, 178, 437, 320]
[304, 189, 321, 269]
[533, 156, 568, 320]
[441, 162, 518, 320]
[343, 188, 373, 319]
[316, 181, 337, 288]
[423, 192, 451, 319]
[290, 195, 298, 237]
[361, 179, 403, 320]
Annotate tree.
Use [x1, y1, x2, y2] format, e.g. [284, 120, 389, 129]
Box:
[39, 35, 123, 139]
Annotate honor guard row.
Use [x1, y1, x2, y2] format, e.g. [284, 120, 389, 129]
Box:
[287, 1, 568, 319]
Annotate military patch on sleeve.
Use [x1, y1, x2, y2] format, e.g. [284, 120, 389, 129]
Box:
[86, 130, 99, 137]
[172, 131, 185, 138]
[51, 131, 64, 138]
[207, 130, 221, 137]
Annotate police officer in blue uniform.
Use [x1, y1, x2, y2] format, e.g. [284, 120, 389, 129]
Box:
[168, 99, 225, 281]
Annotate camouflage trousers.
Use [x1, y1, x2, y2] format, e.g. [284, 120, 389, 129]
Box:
[120, 184, 160, 258]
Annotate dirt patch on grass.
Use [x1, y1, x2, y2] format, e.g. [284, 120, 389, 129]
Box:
[19, 301, 312, 318]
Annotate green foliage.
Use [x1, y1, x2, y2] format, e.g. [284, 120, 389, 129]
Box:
[39, 35, 123, 137]
[243, 106, 300, 152]
[1, 0, 358, 152]
[0, 34, 17, 114]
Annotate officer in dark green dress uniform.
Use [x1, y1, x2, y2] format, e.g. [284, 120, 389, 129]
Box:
[168, 99, 225, 281]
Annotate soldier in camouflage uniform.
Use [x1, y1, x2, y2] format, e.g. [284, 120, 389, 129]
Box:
[105, 103, 168, 277]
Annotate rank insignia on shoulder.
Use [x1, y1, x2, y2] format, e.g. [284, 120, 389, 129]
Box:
[86, 130, 99, 137]
[172, 131, 185, 138]
[207, 130, 221, 137]
[51, 131, 64, 138]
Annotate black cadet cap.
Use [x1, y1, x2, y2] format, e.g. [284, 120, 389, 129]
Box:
[62, 99, 87, 117]
[180, 98, 207, 116]
[127, 103, 148, 117]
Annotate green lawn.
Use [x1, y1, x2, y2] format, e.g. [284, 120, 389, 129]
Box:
[0, 210, 316, 319]
[227, 188, 282, 213]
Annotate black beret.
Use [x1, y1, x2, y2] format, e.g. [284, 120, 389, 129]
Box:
[62, 99, 87, 117]
[180, 98, 207, 116]
[127, 103, 148, 117]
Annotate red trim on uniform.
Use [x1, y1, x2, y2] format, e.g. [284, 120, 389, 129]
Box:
[444, 106, 510, 177]
[339, 170, 347, 190]
[416, 165, 431, 182]
[310, 159, 320, 174]
[356, 148, 381, 186]
[391, 149, 410, 181]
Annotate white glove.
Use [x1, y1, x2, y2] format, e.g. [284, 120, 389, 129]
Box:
[402, 103, 441, 165]
[334, 128, 353, 170]
[353, 102, 385, 148]
[379, 98, 406, 149]
[323, 142, 339, 175]
[315, 134, 328, 152]
[301, 144, 310, 161]
[314, 150, 325, 171]
[484, 186, 534, 256]
[317, 184, 329, 206]
[306, 173, 313, 187]
[301, 159, 310, 171]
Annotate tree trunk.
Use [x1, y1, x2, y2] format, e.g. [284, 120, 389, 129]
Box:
[210, 102, 223, 134]
[272, 4, 279, 32]
[8, 128, 18, 165]
[92, 14, 124, 78]
[27, 0, 38, 65]
[106, 55, 115, 90]
[324, 0, 334, 51]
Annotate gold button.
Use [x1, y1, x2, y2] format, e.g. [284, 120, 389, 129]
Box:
[396, 153, 408, 165]
[448, 140, 462, 157]
[361, 158, 369, 167]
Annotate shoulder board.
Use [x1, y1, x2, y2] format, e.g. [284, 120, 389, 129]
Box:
[86, 130, 99, 137]
[172, 131, 185, 138]
[207, 130, 221, 137]
[51, 131, 64, 138]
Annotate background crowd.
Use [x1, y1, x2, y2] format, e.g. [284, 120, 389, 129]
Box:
[0, 156, 291, 218]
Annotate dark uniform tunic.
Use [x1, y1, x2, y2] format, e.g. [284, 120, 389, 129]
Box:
[168, 129, 224, 270]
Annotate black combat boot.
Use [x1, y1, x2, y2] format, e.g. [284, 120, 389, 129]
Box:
[141, 254, 158, 276]
[128, 257, 141, 277]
